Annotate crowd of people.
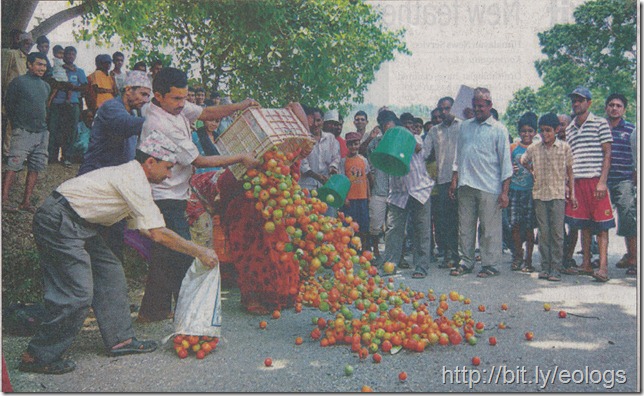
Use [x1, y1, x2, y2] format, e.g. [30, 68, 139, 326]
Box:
[1, 31, 636, 375]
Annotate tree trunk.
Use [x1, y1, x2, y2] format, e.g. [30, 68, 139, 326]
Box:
[1, 0, 38, 47]
[1, 0, 95, 48]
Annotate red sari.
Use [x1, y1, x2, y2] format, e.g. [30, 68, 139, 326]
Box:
[216, 165, 301, 313]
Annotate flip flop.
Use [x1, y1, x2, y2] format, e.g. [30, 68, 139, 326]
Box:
[538, 272, 549, 280]
[411, 272, 426, 279]
[626, 267, 637, 276]
[576, 267, 595, 276]
[19, 358, 76, 375]
[477, 266, 500, 278]
[3, 205, 19, 213]
[108, 338, 158, 357]
[18, 205, 37, 214]
[450, 265, 472, 277]
[591, 272, 610, 283]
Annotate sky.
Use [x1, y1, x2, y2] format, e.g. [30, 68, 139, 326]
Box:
[31, 0, 591, 114]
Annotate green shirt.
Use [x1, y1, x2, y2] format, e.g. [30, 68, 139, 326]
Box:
[5, 72, 51, 132]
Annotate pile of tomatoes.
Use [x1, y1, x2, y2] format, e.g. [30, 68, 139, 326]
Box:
[173, 334, 219, 359]
[241, 147, 481, 357]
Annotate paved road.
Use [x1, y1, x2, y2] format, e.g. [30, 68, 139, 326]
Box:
[3, 228, 638, 392]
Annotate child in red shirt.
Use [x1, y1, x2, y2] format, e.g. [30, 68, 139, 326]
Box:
[340, 132, 374, 247]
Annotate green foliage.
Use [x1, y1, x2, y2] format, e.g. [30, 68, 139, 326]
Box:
[75, 0, 409, 113]
[502, 87, 538, 138]
[2, 248, 42, 303]
[507, 0, 637, 123]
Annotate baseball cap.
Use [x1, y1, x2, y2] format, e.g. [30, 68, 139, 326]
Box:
[568, 86, 592, 100]
[323, 110, 340, 123]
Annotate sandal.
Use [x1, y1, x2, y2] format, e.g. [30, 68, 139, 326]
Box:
[412, 271, 426, 279]
[521, 265, 535, 273]
[450, 265, 472, 277]
[19, 354, 76, 375]
[538, 271, 549, 280]
[108, 338, 158, 357]
[477, 266, 500, 278]
[616, 254, 634, 269]
[626, 267, 637, 276]
[591, 271, 609, 283]
[398, 259, 410, 269]
[560, 267, 579, 275]
[245, 302, 270, 315]
[547, 273, 561, 281]
[438, 260, 455, 269]
[18, 204, 37, 214]
[576, 266, 594, 276]
[511, 258, 523, 271]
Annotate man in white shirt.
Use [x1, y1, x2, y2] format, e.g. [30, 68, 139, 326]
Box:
[138, 67, 259, 322]
[19, 131, 219, 375]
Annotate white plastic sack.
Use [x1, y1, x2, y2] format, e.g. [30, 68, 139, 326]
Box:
[165, 258, 222, 341]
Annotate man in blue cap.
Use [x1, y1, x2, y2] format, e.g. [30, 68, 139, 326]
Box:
[563, 86, 615, 282]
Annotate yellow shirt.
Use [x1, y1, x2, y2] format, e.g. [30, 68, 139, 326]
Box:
[57, 160, 166, 229]
[88, 70, 116, 109]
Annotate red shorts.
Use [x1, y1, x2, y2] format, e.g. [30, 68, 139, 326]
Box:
[565, 178, 615, 231]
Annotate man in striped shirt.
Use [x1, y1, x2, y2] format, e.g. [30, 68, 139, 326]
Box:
[564, 86, 615, 282]
[379, 111, 434, 279]
[605, 93, 636, 276]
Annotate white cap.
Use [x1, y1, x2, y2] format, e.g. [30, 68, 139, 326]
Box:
[323, 109, 340, 123]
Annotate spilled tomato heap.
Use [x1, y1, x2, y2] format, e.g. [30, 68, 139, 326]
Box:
[240, 147, 482, 356]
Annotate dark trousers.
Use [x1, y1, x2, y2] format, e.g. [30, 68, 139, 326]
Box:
[435, 183, 459, 260]
[138, 199, 193, 320]
[28, 193, 134, 363]
[48, 103, 80, 162]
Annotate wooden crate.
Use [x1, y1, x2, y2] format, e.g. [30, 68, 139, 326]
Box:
[214, 107, 314, 179]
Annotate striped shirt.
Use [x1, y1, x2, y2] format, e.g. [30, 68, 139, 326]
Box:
[423, 118, 461, 184]
[522, 139, 573, 201]
[565, 112, 612, 179]
[388, 133, 434, 209]
[607, 118, 636, 187]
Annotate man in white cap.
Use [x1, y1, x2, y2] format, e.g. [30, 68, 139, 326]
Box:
[78, 70, 154, 260]
[19, 131, 219, 375]
[449, 87, 513, 278]
[323, 109, 347, 158]
[79, 70, 153, 175]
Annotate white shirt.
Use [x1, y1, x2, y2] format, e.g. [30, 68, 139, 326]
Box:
[57, 160, 165, 230]
[423, 118, 461, 185]
[299, 132, 341, 191]
[140, 101, 203, 200]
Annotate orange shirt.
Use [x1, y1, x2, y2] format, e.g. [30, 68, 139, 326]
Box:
[342, 154, 370, 200]
[88, 70, 116, 110]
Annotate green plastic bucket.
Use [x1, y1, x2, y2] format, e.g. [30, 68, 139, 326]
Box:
[317, 174, 351, 208]
[369, 126, 417, 176]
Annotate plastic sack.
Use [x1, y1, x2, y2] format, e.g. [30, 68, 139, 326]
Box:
[165, 258, 222, 342]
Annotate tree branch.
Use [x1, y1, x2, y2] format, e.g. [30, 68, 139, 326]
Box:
[29, 2, 94, 39]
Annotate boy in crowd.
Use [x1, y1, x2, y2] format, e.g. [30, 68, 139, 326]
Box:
[509, 112, 537, 272]
[521, 113, 575, 281]
[339, 132, 373, 248]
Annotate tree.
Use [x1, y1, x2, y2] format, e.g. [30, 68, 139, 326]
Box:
[1, 0, 96, 47]
[75, 0, 409, 112]
[502, 87, 538, 138]
[505, 0, 637, 122]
